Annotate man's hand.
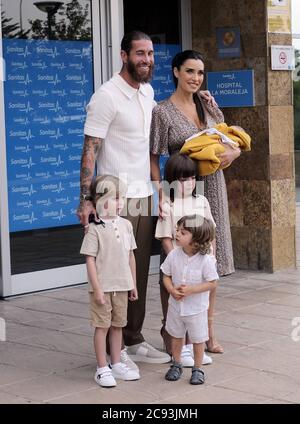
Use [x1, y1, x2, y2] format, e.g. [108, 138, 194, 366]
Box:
[77, 200, 96, 232]
[199, 90, 218, 108]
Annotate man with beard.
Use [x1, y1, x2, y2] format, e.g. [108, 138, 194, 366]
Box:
[77, 31, 171, 371]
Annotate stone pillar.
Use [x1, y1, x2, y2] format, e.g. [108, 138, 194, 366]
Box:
[191, 0, 296, 271]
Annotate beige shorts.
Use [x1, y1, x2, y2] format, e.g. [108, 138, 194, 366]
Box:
[89, 291, 128, 328]
[166, 305, 209, 343]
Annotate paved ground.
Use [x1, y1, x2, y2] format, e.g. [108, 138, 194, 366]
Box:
[0, 207, 299, 404]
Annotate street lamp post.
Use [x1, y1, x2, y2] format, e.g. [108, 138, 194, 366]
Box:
[19, 0, 23, 33]
[34, 1, 63, 39]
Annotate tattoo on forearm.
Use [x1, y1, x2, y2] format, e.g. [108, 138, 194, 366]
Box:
[80, 135, 101, 195]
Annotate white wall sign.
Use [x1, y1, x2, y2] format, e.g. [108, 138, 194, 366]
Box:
[271, 45, 295, 70]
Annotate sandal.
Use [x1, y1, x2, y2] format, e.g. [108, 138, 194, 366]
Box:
[190, 367, 205, 385]
[165, 362, 183, 381]
[205, 340, 224, 354]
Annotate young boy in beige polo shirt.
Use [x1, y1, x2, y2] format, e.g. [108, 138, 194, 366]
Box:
[80, 175, 139, 388]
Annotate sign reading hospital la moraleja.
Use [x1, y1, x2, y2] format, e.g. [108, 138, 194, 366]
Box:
[207, 69, 255, 108]
[3, 39, 94, 232]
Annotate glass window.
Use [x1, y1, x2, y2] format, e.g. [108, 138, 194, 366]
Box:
[1, 0, 93, 274]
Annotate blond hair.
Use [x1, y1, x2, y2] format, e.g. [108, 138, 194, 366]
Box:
[91, 175, 127, 215]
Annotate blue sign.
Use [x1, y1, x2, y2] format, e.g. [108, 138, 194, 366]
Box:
[207, 70, 255, 108]
[152, 44, 181, 102]
[3, 39, 94, 232]
[216, 27, 241, 59]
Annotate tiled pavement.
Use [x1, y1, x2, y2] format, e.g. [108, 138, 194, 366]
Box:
[0, 208, 299, 404]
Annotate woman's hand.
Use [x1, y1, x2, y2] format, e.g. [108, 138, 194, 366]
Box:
[218, 145, 241, 168]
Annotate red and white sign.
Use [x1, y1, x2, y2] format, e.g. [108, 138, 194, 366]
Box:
[271, 45, 295, 70]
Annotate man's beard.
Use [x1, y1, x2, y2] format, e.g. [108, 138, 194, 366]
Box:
[127, 59, 154, 83]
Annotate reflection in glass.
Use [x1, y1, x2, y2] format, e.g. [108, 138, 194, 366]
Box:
[33, 2, 64, 40]
[1, 0, 92, 40]
[1, 0, 94, 274]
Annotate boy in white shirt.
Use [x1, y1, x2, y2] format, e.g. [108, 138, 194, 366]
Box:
[161, 214, 218, 385]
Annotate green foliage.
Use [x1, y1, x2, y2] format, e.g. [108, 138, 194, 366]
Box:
[1, 11, 30, 38]
[29, 0, 91, 40]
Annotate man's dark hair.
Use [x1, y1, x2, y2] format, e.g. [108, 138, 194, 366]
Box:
[121, 31, 152, 55]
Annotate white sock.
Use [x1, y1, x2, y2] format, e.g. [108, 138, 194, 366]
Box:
[97, 365, 109, 373]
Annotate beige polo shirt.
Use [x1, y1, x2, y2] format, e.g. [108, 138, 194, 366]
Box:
[84, 73, 155, 198]
[80, 217, 137, 292]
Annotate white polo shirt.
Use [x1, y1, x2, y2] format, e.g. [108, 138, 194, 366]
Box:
[84, 73, 155, 198]
[161, 248, 219, 316]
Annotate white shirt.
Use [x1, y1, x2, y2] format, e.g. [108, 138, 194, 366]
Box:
[161, 248, 219, 316]
[155, 195, 215, 248]
[84, 73, 155, 198]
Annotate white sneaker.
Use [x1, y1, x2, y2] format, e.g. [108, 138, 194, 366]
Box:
[202, 352, 213, 365]
[126, 341, 171, 364]
[181, 344, 194, 367]
[94, 366, 116, 388]
[180, 344, 213, 367]
[111, 362, 140, 381]
[120, 348, 140, 372]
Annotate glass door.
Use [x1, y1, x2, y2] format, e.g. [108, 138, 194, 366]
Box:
[0, 0, 102, 296]
[123, 0, 190, 258]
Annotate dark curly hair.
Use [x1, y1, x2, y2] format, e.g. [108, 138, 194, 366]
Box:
[177, 214, 215, 255]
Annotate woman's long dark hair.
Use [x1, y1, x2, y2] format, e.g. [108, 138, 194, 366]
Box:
[171, 50, 205, 124]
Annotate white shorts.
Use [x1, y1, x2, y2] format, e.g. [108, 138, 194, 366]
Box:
[165, 306, 209, 343]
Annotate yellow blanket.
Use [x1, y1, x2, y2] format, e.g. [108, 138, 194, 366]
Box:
[180, 123, 251, 176]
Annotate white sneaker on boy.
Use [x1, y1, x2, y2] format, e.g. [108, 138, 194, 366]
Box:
[180, 344, 213, 367]
[181, 344, 195, 367]
[111, 362, 140, 381]
[94, 366, 116, 388]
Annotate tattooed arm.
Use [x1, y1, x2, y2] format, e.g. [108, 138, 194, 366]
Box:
[77, 134, 102, 228]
